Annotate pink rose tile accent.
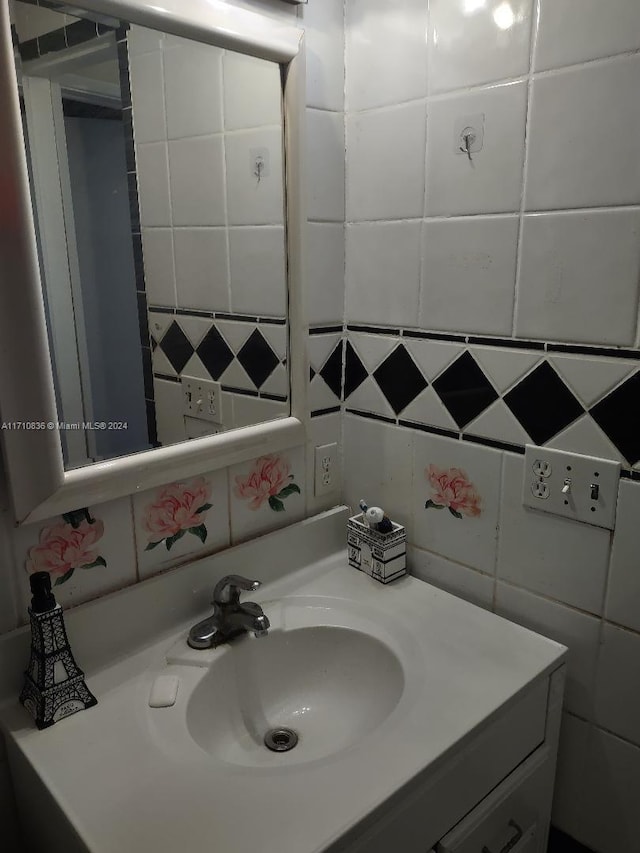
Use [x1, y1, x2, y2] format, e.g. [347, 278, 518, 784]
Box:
[233, 454, 300, 512]
[134, 469, 229, 580]
[412, 432, 502, 574]
[142, 477, 213, 551]
[425, 465, 482, 519]
[230, 447, 305, 544]
[11, 499, 137, 616]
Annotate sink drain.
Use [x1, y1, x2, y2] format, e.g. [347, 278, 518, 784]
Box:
[264, 727, 299, 752]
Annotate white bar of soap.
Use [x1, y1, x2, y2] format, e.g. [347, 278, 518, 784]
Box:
[148, 675, 180, 708]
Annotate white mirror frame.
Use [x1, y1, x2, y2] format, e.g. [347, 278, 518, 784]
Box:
[0, 0, 308, 524]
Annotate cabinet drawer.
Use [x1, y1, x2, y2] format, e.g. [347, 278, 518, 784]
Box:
[332, 678, 549, 853]
[436, 747, 549, 853]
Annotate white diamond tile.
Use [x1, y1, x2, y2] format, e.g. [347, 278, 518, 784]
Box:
[346, 377, 395, 419]
[181, 353, 210, 382]
[403, 338, 465, 381]
[350, 334, 398, 373]
[465, 400, 531, 446]
[148, 312, 174, 342]
[219, 360, 253, 390]
[260, 364, 289, 398]
[400, 386, 458, 433]
[176, 316, 211, 348]
[549, 356, 634, 408]
[215, 322, 253, 354]
[310, 375, 340, 411]
[152, 348, 176, 376]
[471, 348, 542, 394]
[308, 334, 341, 372]
[547, 416, 627, 465]
[259, 324, 287, 360]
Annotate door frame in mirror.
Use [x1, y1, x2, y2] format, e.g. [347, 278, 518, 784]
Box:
[0, 0, 307, 524]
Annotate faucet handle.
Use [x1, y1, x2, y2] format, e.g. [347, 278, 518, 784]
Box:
[213, 574, 261, 605]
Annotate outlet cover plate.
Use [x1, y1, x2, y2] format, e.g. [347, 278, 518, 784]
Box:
[522, 444, 620, 530]
[314, 442, 338, 497]
[181, 376, 223, 425]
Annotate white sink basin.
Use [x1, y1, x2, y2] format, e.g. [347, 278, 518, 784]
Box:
[186, 624, 404, 767]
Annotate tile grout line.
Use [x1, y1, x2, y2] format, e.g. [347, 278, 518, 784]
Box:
[511, 0, 540, 338]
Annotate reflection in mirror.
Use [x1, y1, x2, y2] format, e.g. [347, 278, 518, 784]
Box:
[10, 1, 289, 471]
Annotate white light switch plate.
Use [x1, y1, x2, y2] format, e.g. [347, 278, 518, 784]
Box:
[181, 376, 223, 425]
[522, 445, 620, 530]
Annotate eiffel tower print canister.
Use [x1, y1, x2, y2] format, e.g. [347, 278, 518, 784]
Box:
[20, 572, 97, 729]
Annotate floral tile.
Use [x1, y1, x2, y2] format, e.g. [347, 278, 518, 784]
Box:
[11, 498, 137, 617]
[133, 468, 230, 579]
[411, 432, 503, 574]
[230, 447, 305, 544]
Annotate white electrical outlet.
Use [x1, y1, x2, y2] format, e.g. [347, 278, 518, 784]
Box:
[522, 445, 621, 530]
[181, 376, 223, 425]
[314, 442, 338, 497]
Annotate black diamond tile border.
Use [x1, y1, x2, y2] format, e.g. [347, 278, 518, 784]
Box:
[373, 345, 427, 415]
[505, 362, 584, 445]
[590, 370, 640, 465]
[319, 340, 344, 398]
[343, 341, 368, 398]
[158, 321, 193, 374]
[237, 329, 279, 389]
[196, 326, 234, 380]
[432, 352, 498, 428]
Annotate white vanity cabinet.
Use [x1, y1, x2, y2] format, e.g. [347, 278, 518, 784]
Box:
[336, 666, 564, 853]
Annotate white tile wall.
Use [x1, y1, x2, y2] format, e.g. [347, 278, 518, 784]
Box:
[535, 0, 640, 72]
[307, 109, 345, 222]
[224, 127, 284, 226]
[163, 44, 223, 139]
[427, 0, 534, 94]
[129, 51, 166, 144]
[421, 215, 519, 335]
[141, 229, 175, 307]
[495, 581, 600, 719]
[345, 0, 428, 112]
[595, 623, 640, 747]
[343, 414, 414, 535]
[579, 729, 640, 853]
[305, 223, 345, 325]
[168, 136, 226, 226]
[222, 51, 281, 131]
[173, 228, 229, 313]
[607, 480, 640, 634]
[228, 226, 286, 317]
[345, 220, 421, 327]
[515, 210, 640, 346]
[497, 455, 610, 614]
[409, 546, 495, 610]
[526, 56, 640, 211]
[425, 81, 527, 217]
[346, 102, 426, 221]
[136, 143, 171, 227]
[299, 0, 345, 112]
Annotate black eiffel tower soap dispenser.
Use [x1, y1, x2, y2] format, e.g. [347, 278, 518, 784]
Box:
[20, 572, 97, 729]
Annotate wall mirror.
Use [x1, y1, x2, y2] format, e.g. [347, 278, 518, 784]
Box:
[0, 0, 307, 524]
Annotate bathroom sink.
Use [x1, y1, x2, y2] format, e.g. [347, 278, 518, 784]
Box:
[0, 509, 567, 853]
[186, 624, 404, 767]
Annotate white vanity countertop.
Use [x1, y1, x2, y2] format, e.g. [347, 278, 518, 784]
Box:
[0, 509, 566, 853]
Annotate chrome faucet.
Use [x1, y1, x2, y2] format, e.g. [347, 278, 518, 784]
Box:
[187, 575, 270, 649]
